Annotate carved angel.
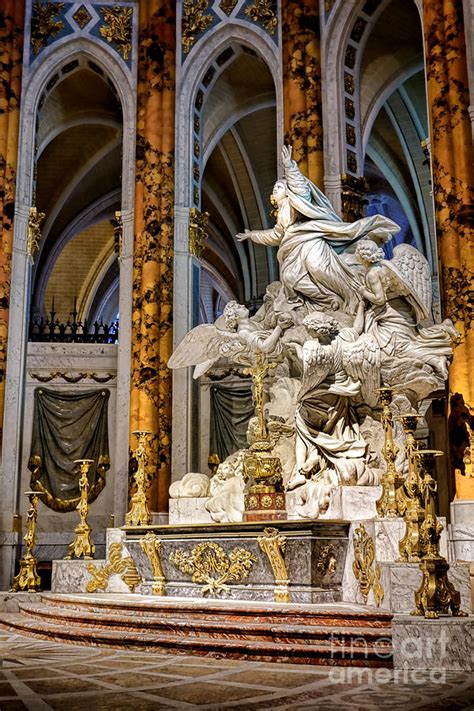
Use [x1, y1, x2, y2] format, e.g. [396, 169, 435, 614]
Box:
[286, 302, 379, 491]
[168, 300, 291, 378]
[355, 240, 458, 382]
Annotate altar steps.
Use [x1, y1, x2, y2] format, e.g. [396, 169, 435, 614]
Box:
[0, 593, 393, 667]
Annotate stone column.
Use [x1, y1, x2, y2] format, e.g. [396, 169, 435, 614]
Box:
[130, 0, 175, 512]
[282, 0, 324, 186]
[422, 0, 474, 503]
[0, 0, 24, 443]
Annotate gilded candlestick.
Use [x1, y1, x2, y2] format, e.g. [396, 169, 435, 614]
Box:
[11, 491, 44, 592]
[412, 449, 466, 619]
[397, 414, 425, 562]
[65, 459, 95, 559]
[375, 387, 404, 518]
[125, 430, 152, 526]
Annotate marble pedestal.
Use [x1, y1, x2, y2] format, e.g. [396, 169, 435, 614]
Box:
[168, 498, 212, 525]
[392, 615, 473, 670]
[125, 520, 349, 604]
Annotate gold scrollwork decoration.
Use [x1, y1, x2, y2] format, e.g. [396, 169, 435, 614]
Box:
[86, 542, 141, 593]
[140, 532, 166, 596]
[182, 0, 213, 54]
[31, 1, 65, 55]
[27, 207, 45, 259]
[99, 6, 133, 61]
[219, 0, 238, 15]
[244, 0, 277, 35]
[188, 208, 209, 257]
[352, 524, 384, 606]
[258, 527, 290, 603]
[169, 542, 256, 596]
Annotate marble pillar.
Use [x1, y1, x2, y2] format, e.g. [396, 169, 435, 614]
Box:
[422, 0, 474, 504]
[282, 0, 324, 187]
[0, 0, 24, 437]
[130, 1, 176, 512]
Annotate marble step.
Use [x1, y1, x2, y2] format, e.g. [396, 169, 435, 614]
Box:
[39, 592, 393, 628]
[19, 602, 393, 646]
[0, 612, 392, 667]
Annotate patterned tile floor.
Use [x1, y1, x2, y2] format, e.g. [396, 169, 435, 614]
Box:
[0, 628, 473, 710]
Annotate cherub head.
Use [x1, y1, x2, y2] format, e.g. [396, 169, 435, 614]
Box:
[355, 239, 385, 265]
[223, 300, 249, 330]
[303, 312, 339, 340]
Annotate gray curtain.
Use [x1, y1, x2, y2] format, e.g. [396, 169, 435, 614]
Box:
[209, 383, 253, 461]
[29, 388, 110, 511]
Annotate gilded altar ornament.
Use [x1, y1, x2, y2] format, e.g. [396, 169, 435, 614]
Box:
[72, 5, 92, 30]
[140, 532, 166, 596]
[376, 387, 404, 518]
[169, 542, 256, 596]
[27, 207, 45, 259]
[219, 0, 238, 15]
[65, 460, 95, 560]
[412, 449, 467, 619]
[258, 527, 290, 603]
[244, 0, 277, 35]
[182, 0, 213, 54]
[352, 524, 384, 606]
[11, 491, 44, 592]
[458, 421, 474, 478]
[125, 431, 152, 527]
[396, 414, 425, 562]
[99, 6, 132, 60]
[189, 208, 209, 257]
[86, 542, 141, 593]
[31, 1, 65, 55]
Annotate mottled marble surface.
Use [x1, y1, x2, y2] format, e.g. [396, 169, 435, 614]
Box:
[451, 499, 474, 524]
[169, 497, 213, 525]
[392, 615, 473, 670]
[324, 486, 382, 521]
[380, 561, 472, 615]
[449, 523, 474, 561]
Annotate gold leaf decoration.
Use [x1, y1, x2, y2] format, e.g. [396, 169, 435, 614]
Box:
[245, 0, 277, 35]
[169, 542, 256, 595]
[352, 524, 384, 606]
[182, 0, 213, 54]
[99, 6, 133, 60]
[31, 1, 65, 55]
[258, 527, 290, 602]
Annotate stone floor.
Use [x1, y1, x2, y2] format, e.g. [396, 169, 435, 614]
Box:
[0, 629, 473, 710]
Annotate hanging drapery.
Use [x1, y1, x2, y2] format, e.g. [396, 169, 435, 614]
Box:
[209, 383, 254, 462]
[422, 0, 474, 500]
[130, 0, 175, 512]
[0, 0, 24, 441]
[282, 0, 324, 187]
[29, 388, 110, 511]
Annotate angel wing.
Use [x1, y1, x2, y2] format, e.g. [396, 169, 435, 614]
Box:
[168, 324, 250, 379]
[298, 340, 333, 398]
[383, 244, 432, 324]
[342, 333, 381, 408]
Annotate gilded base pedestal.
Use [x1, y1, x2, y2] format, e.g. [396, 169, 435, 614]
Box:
[243, 489, 286, 522]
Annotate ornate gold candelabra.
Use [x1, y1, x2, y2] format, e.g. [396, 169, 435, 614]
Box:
[65, 460, 95, 560]
[125, 430, 152, 526]
[243, 351, 285, 520]
[376, 387, 404, 518]
[396, 414, 425, 562]
[412, 449, 466, 619]
[11, 491, 44, 592]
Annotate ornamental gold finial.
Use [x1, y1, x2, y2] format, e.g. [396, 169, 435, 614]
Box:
[412, 449, 467, 619]
[396, 414, 426, 562]
[65, 459, 95, 560]
[125, 431, 153, 527]
[11, 491, 44, 592]
[375, 386, 404, 518]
